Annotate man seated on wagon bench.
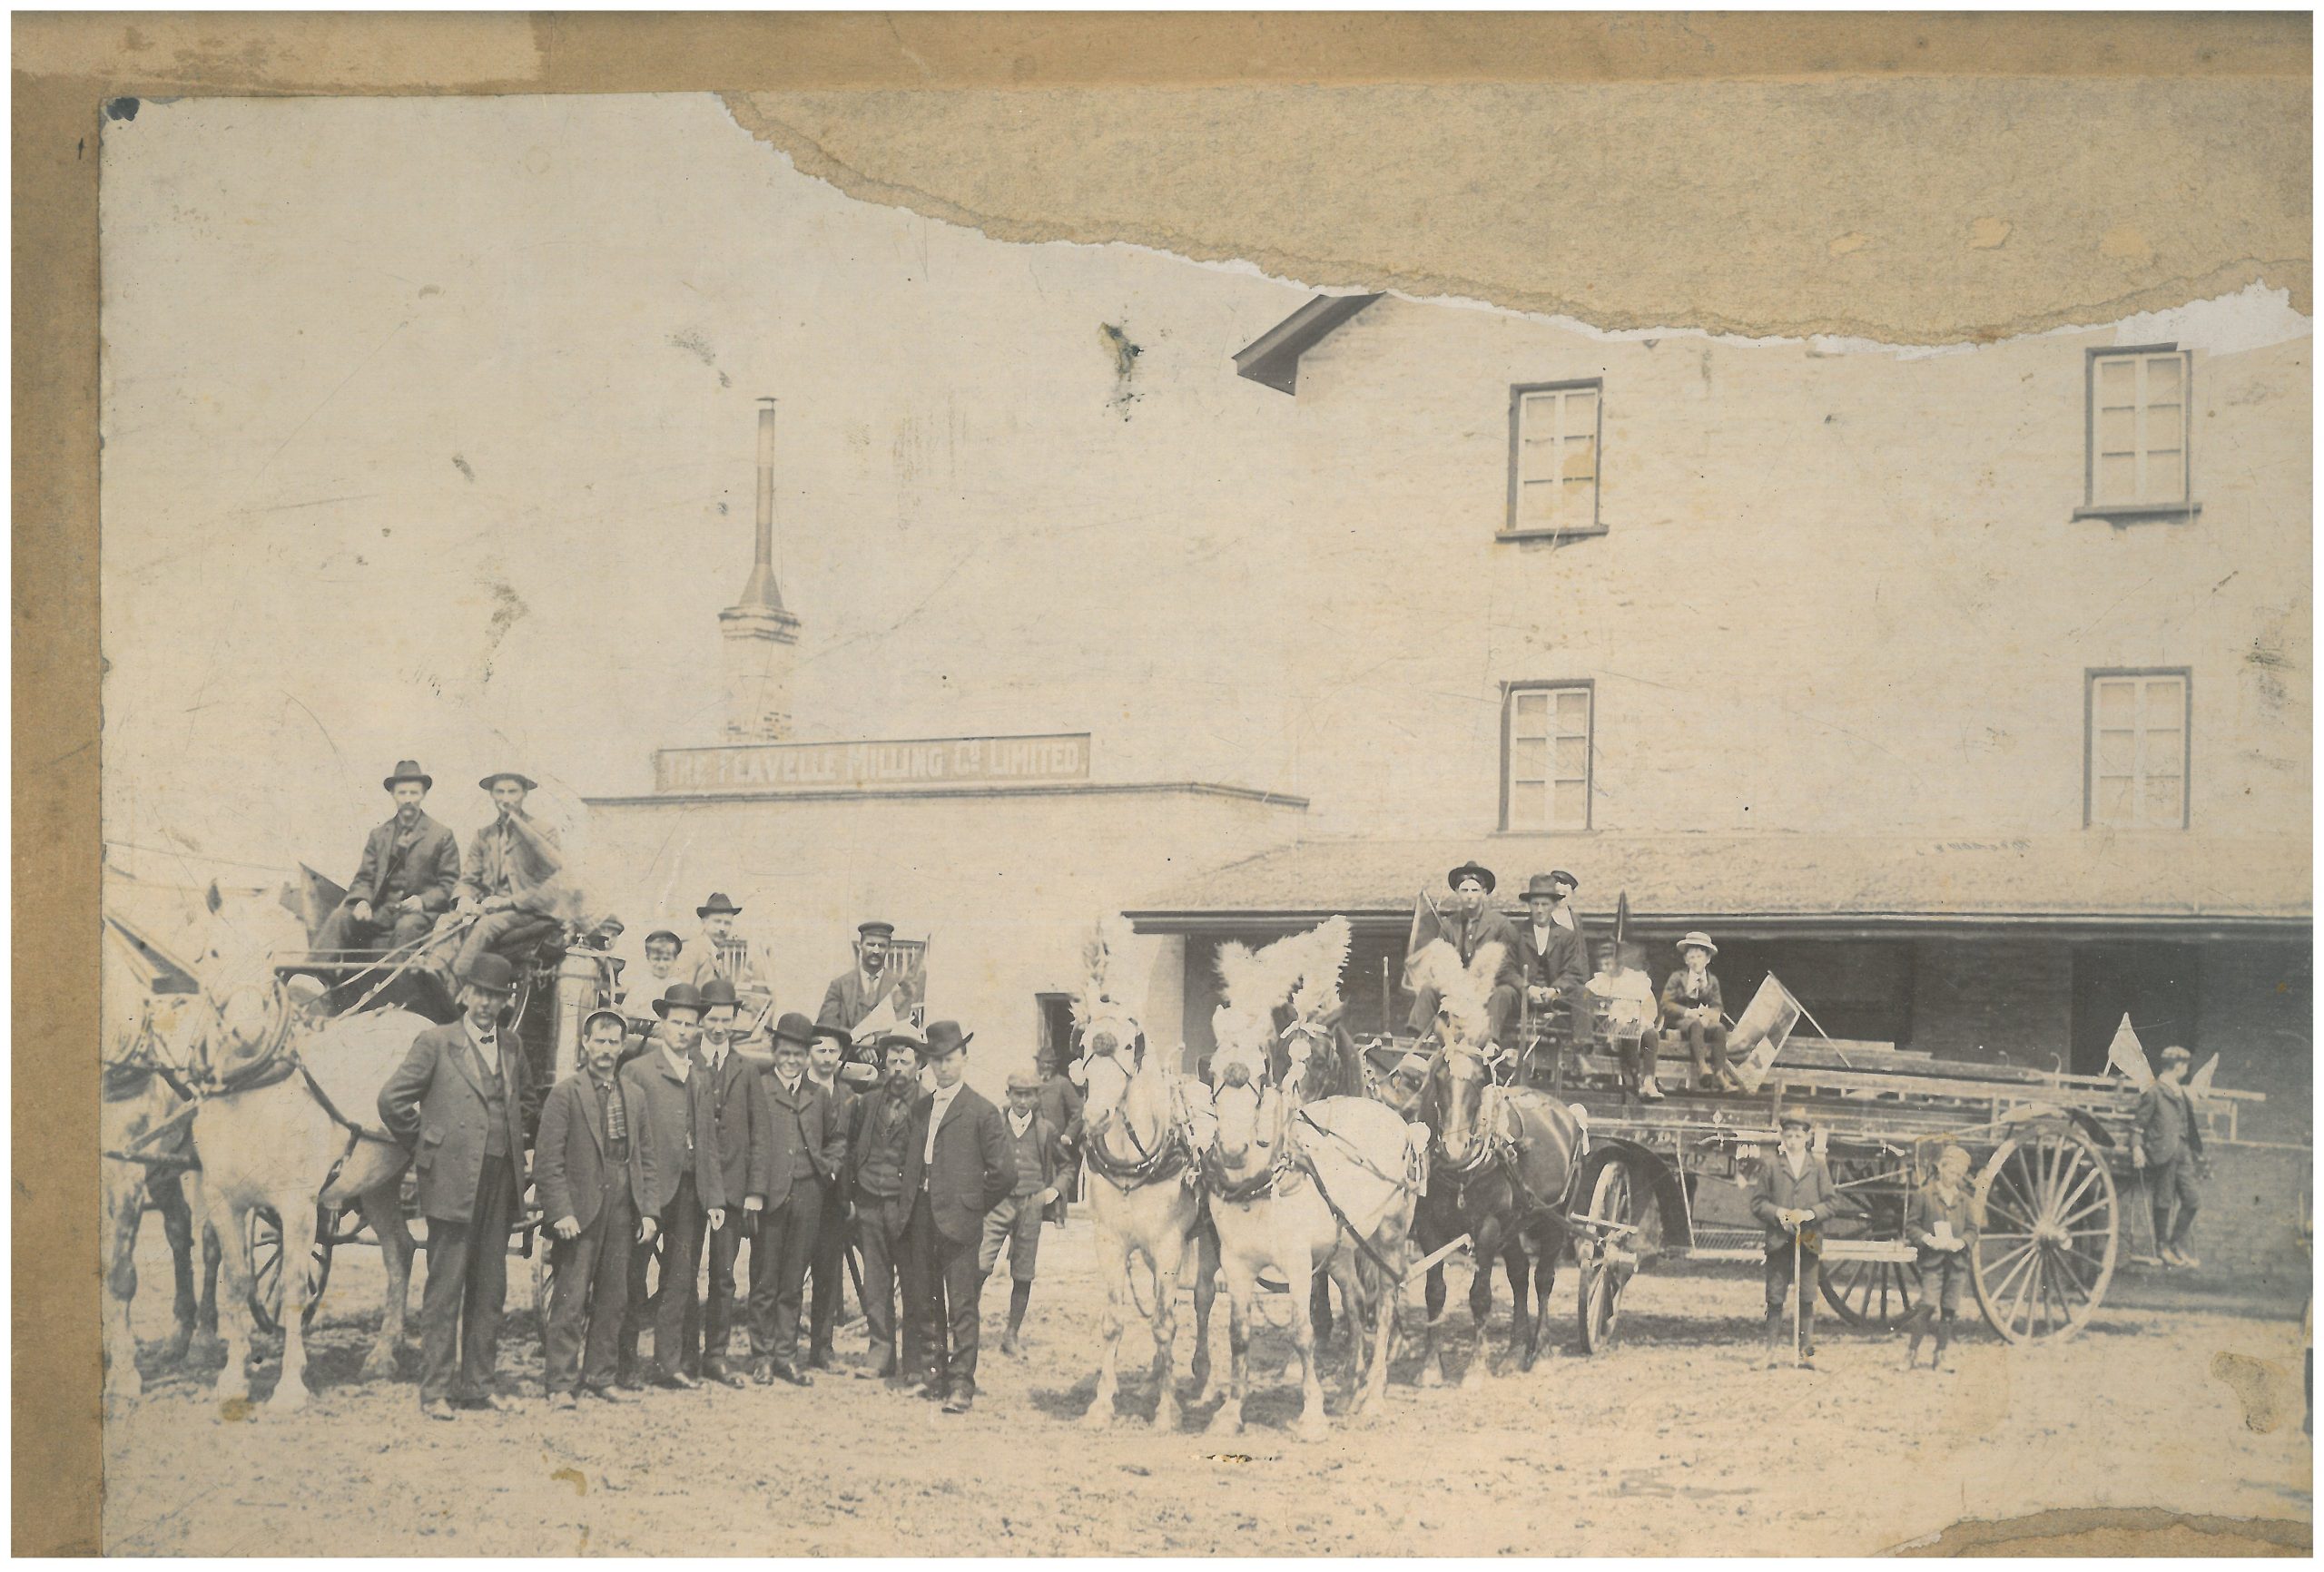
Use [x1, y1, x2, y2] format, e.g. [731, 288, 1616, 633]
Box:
[423, 770, 566, 996]
[315, 758, 461, 963]
[1405, 862, 1524, 1051]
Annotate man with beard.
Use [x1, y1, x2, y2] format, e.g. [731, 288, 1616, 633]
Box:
[316, 760, 460, 959]
[845, 1029, 927, 1381]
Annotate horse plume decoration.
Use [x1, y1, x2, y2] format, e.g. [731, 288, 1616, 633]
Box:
[1407, 935, 1508, 1049]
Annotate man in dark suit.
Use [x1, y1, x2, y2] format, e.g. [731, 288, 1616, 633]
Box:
[536, 1008, 646, 1408]
[690, 980, 770, 1386]
[2134, 1045, 2206, 1267]
[804, 1020, 859, 1371]
[377, 953, 531, 1420]
[618, 982, 721, 1390]
[749, 1013, 847, 1386]
[901, 1021, 1014, 1413]
[817, 919, 908, 1034]
[316, 759, 461, 959]
[1406, 862, 1525, 1048]
[1516, 872, 1591, 1064]
[847, 1030, 929, 1381]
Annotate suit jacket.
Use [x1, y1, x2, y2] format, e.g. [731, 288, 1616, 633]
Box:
[1443, 907, 1527, 994]
[759, 1071, 846, 1210]
[1750, 1152, 1839, 1249]
[693, 1047, 773, 1211]
[901, 1084, 1014, 1244]
[816, 968, 904, 1032]
[1514, 920, 1589, 997]
[688, 936, 770, 993]
[1659, 968, 1725, 1027]
[346, 811, 460, 914]
[1908, 1179, 1981, 1265]
[1036, 1074, 1085, 1150]
[845, 1082, 919, 1210]
[535, 1071, 645, 1233]
[378, 1021, 530, 1222]
[459, 812, 564, 915]
[2135, 1080, 2204, 1163]
[622, 1047, 723, 1218]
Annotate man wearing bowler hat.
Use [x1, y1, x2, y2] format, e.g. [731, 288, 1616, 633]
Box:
[618, 981, 720, 1389]
[748, 1012, 848, 1386]
[819, 919, 910, 1034]
[687, 892, 769, 994]
[431, 770, 566, 992]
[1517, 873, 1591, 1060]
[901, 1022, 1014, 1412]
[377, 953, 532, 1419]
[1406, 862, 1525, 1050]
[317, 760, 462, 962]
[2134, 1044, 2206, 1268]
[690, 979, 770, 1386]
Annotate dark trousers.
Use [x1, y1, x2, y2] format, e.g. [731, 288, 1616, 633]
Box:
[1674, 1014, 1730, 1082]
[316, 901, 433, 957]
[1410, 982, 1521, 1049]
[1764, 1243, 1822, 1350]
[1613, 1027, 1660, 1089]
[625, 1171, 704, 1380]
[443, 909, 561, 985]
[808, 1182, 852, 1357]
[747, 1182, 823, 1364]
[701, 1207, 748, 1373]
[2150, 1154, 2201, 1250]
[545, 1189, 634, 1395]
[907, 1193, 985, 1395]
[419, 1154, 517, 1402]
[856, 1195, 918, 1371]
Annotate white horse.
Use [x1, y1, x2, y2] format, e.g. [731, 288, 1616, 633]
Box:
[162, 888, 424, 1413]
[1078, 1023, 1216, 1432]
[100, 997, 218, 1404]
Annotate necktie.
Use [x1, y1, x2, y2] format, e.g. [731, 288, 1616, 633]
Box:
[599, 1076, 628, 1148]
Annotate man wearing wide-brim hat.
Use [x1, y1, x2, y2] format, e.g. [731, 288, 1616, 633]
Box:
[899, 1022, 1015, 1413]
[1406, 861, 1525, 1047]
[429, 770, 566, 996]
[378, 952, 531, 1418]
[317, 759, 461, 966]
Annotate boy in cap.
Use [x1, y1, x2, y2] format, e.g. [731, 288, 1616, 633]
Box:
[1899, 1144, 1978, 1371]
[2134, 1045, 2205, 1267]
[617, 982, 720, 1390]
[748, 1013, 847, 1386]
[980, 1068, 1066, 1357]
[847, 1028, 931, 1380]
[901, 1022, 1015, 1412]
[1661, 932, 1738, 1092]
[1750, 1110, 1838, 1368]
[536, 1008, 646, 1407]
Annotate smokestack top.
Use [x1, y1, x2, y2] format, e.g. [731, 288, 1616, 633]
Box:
[733, 397, 788, 616]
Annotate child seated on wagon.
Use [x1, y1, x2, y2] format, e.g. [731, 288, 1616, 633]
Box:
[1586, 941, 1665, 1102]
[1660, 931, 1740, 1093]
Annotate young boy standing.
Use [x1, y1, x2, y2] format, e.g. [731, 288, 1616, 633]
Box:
[980, 1069, 1064, 1357]
[1750, 1109, 1837, 1368]
[1900, 1144, 1978, 1371]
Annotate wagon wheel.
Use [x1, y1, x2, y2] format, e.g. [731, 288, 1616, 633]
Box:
[1819, 1150, 1922, 1331]
[1576, 1162, 1643, 1353]
[1970, 1126, 2118, 1345]
[247, 1204, 335, 1335]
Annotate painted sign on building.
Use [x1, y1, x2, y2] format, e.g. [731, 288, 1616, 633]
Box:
[654, 733, 1091, 795]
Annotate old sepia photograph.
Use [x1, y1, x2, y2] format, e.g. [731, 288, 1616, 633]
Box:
[50, 14, 2310, 1557]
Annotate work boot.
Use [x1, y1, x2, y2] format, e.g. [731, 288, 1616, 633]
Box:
[942, 1382, 976, 1415]
[1901, 1335, 1923, 1371]
[1640, 1075, 1665, 1102]
[1764, 1312, 1786, 1369]
[2174, 1247, 2201, 1269]
[549, 1390, 579, 1411]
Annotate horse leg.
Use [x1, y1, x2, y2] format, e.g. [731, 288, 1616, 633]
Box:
[1205, 1262, 1253, 1438]
[268, 1197, 320, 1411]
[102, 1171, 146, 1402]
[1526, 1236, 1561, 1368]
[1504, 1239, 1535, 1371]
[1364, 1246, 1401, 1417]
[1419, 1261, 1448, 1389]
[207, 1188, 257, 1407]
[359, 1185, 414, 1382]
[1462, 1223, 1501, 1390]
[1189, 1221, 1220, 1408]
[154, 1172, 199, 1365]
[1147, 1231, 1187, 1433]
[182, 1167, 222, 1357]
[1327, 1253, 1369, 1412]
[1285, 1248, 1328, 1443]
[1081, 1228, 1128, 1430]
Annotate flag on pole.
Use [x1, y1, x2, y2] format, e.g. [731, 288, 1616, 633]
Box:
[1730, 973, 1807, 1095]
[281, 863, 345, 944]
[2189, 1051, 2221, 1100]
[1612, 891, 1630, 955]
[1400, 889, 1446, 990]
[2104, 1014, 2154, 1090]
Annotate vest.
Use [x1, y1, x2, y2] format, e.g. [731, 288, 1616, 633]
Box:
[857, 1092, 913, 1202]
[1008, 1117, 1047, 1196]
[476, 1038, 510, 1158]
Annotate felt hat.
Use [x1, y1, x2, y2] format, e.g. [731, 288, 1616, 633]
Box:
[1006, 1068, 1041, 1093]
[581, 1007, 628, 1040]
[696, 892, 743, 919]
[2160, 1044, 2192, 1066]
[1522, 873, 1567, 900]
[1776, 1107, 1811, 1132]
[1678, 931, 1718, 958]
[919, 1020, 974, 1059]
[698, 978, 740, 1009]
[461, 953, 518, 996]
[653, 982, 706, 1019]
[875, 1023, 928, 1055]
[478, 771, 538, 792]
[382, 759, 434, 792]
[643, 928, 684, 953]
[770, 1011, 821, 1048]
[1446, 861, 1497, 893]
[857, 919, 896, 938]
[1549, 870, 1578, 891]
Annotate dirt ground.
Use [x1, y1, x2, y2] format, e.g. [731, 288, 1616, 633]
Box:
[103, 1212, 2312, 1556]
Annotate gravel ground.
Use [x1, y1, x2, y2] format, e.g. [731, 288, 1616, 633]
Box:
[103, 1213, 2311, 1555]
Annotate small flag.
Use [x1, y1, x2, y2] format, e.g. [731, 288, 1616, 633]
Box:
[2105, 1014, 2154, 1090]
[1400, 890, 1446, 990]
[280, 863, 345, 943]
[2189, 1051, 2221, 1100]
[1730, 974, 1806, 1095]
[1612, 891, 1630, 954]
[849, 993, 902, 1048]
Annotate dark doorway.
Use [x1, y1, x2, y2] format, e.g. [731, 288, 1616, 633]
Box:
[1035, 992, 1078, 1070]
[2070, 943, 2202, 1076]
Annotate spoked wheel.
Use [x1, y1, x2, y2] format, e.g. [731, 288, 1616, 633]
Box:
[1576, 1161, 1644, 1353]
[247, 1204, 335, 1334]
[1820, 1149, 1922, 1331]
[1971, 1126, 2119, 1345]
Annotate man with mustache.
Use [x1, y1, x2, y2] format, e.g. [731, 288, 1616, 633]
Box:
[316, 759, 460, 960]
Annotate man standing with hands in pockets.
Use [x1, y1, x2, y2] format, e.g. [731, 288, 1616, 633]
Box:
[901, 1022, 1014, 1414]
[536, 1007, 647, 1408]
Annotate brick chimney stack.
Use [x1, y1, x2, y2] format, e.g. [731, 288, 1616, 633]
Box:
[718, 398, 803, 740]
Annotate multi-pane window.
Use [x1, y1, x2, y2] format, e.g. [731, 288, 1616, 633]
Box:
[2087, 670, 2190, 829]
[1504, 683, 1592, 830]
[2088, 349, 2191, 509]
[1508, 381, 1601, 535]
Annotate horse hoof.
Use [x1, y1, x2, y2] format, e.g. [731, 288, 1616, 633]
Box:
[1206, 1409, 1244, 1439]
[1461, 1363, 1491, 1391]
[1152, 1402, 1182, 1434]
[359, 1351, 398, 1384]
[268, 1386, 311, 1415]
[1080, 1403, 1115, 1432]
[1418, 1364, 1444, 1390]
[1296, 1416, 1331, 1445]
[163, 1333, 193, 1366]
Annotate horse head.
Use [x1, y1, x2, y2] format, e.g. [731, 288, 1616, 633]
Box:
[1407, 933, 1510, 1168]
[1429, 1039, 1502, 1167]
[172, 879, 308, 1083]
[1078, 1011, 1166, 1158]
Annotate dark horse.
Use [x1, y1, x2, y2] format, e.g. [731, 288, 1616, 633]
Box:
[1412, 1038, 1585, 1383]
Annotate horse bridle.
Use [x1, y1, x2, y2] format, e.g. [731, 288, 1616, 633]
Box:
[1430, 1040, 1513, 1180]
[1080, 1049, 1191, 1187]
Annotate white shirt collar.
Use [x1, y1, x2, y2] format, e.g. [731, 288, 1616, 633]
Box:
[661, 1043, 691, 1081]
[465, 1014, 498, 1056]
[1008, 1107, 1033, 1135]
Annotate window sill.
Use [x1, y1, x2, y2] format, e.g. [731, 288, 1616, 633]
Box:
[2073, 501, 2202, 524]
[1496, 526, 1609, 544]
